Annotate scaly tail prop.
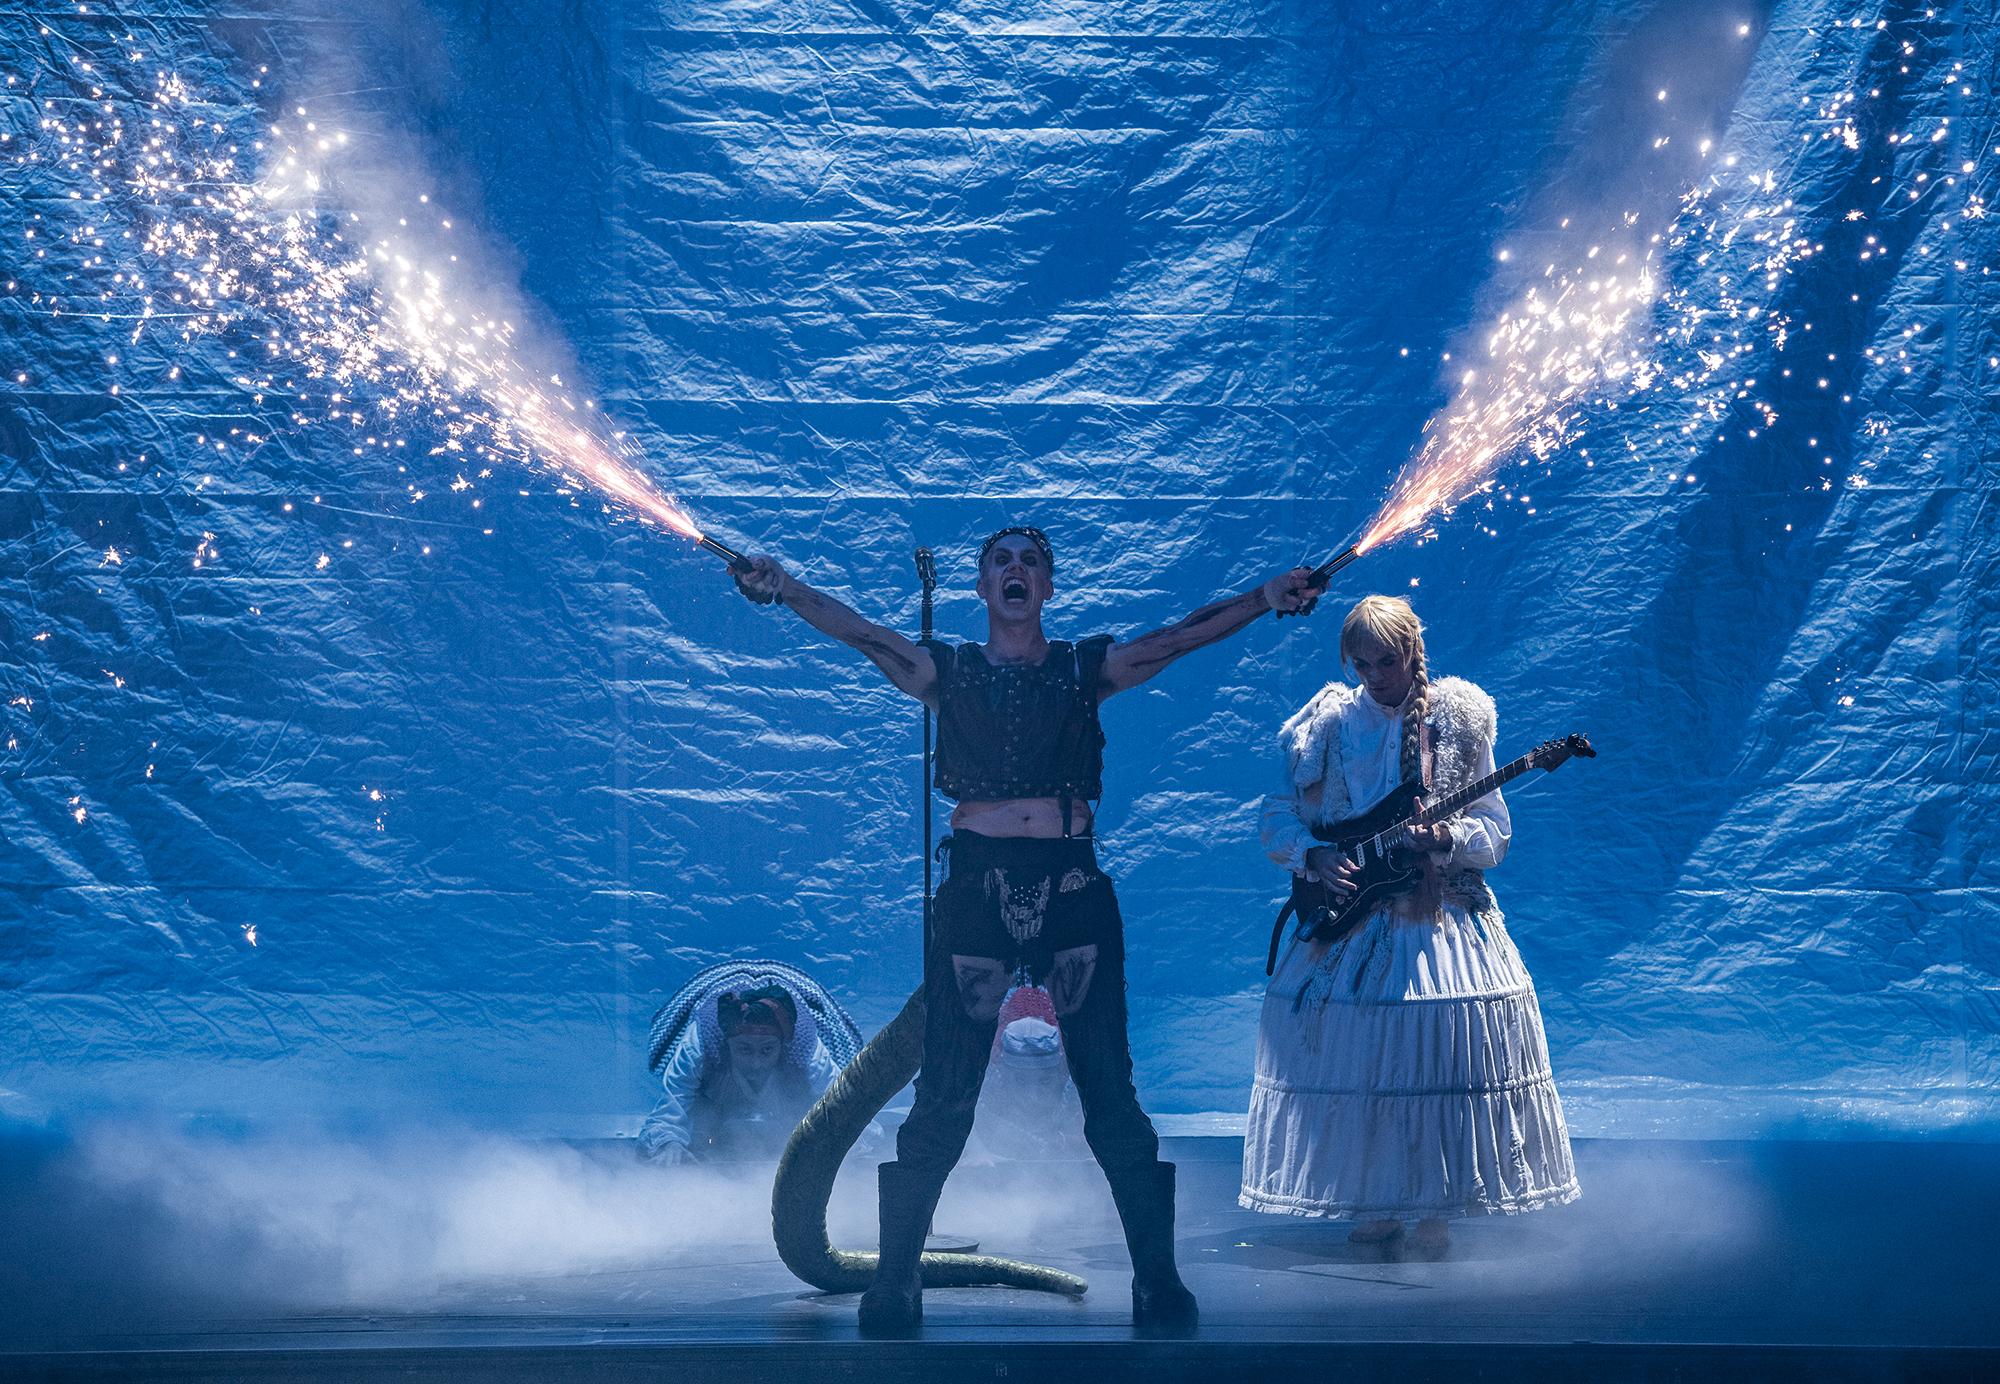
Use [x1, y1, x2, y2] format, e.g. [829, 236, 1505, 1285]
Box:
[770, 987, 1088, 1297]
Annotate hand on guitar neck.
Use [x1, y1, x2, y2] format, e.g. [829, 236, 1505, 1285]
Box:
[1403, 820, 1452, 854]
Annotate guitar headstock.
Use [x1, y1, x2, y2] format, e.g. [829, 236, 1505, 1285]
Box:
[1531, 732, 1597, 773]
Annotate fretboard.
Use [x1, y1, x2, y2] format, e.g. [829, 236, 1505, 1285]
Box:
[1417, 752, 1540, 825]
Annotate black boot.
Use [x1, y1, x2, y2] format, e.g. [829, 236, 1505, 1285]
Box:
[857, 1162, 946, 1335]
[1104, 1160, 1200, 1335]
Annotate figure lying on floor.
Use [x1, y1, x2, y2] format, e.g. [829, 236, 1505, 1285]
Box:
[640, 962, 866, 1166]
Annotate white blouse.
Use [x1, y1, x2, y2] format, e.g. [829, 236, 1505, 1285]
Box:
[1259, 685, 1512, 879]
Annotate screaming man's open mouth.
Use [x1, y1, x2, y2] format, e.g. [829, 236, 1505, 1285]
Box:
[1002, 578, 1028, 602]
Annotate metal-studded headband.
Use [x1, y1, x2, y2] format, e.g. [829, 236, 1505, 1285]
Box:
[978, 525, 1055, 574]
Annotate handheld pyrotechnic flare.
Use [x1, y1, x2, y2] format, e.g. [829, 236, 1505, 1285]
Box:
[1306, 543, 1364, 590]
[696, 530, 782, 605]
[1278, 540, 1365, 618]
[694, 532, 753, 575]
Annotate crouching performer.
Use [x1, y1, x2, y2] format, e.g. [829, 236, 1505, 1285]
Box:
[735, 528, 1314, 1334]
[641, 961, 866, 1165]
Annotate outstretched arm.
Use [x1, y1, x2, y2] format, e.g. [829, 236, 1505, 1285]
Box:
[1099, 566, 1315, 697]
[735, 555, 937, 703]
[637, 1030, 712, 1164]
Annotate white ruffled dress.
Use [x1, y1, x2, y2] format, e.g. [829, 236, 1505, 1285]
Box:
[1239, 685, 1578, 1221]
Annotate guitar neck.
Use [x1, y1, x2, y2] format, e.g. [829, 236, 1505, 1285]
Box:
[1415, 752, 1538, 825]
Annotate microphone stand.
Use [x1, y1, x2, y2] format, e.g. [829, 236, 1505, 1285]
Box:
[915, 548, 937, 952]
[911, 547, 974, 1254]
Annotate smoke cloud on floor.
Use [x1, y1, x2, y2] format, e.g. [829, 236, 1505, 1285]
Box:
[0, 1110, 1130, 1341]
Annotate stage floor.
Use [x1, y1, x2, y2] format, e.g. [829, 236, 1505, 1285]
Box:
[4, 1136, 1995, 1381]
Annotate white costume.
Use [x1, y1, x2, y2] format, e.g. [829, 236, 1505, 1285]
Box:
[638, 998, 841, 1164]
[1239, 675, 1578, 1220]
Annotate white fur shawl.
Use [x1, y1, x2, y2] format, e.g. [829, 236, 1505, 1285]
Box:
[1279, 675, 1498, 825]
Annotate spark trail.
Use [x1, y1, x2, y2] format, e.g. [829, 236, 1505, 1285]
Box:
[1354, 7, 1992, 556]
[1358, 177, 1810, 553]
[10, 21, 711, 548]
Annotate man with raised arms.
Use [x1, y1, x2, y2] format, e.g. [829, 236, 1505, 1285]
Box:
[735, 527, 1315, 1334]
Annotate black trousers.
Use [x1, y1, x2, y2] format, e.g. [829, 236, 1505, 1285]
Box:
[894, 831, 1161, 1176]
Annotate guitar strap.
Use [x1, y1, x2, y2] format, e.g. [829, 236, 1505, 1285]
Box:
[1267, 889, 1298, 976]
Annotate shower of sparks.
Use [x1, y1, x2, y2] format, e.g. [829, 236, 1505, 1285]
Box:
[1354, 11, 1994, 556]
[10, 22, 709, 550]
[1358, 175, 1812, 552]
[4, 1, 1994, 831]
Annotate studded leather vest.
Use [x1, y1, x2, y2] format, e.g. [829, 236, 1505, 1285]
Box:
[923, 636, 1112, 803]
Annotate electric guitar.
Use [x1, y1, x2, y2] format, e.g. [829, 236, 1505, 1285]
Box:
[1266, 732, 1597, 974]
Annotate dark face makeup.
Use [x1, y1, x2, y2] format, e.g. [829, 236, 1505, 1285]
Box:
[978, 536, 1054, 621]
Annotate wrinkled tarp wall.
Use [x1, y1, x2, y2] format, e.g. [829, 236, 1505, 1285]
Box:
[2, 0, 1994, 1137]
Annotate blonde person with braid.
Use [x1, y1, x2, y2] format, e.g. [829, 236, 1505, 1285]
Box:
[1240, 595, 1577, 1254]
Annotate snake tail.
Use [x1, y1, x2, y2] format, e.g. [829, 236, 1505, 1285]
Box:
[770, 986, 1088, 1297]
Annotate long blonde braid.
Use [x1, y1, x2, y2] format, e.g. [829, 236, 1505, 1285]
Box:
[1399, 641, 1430, 787]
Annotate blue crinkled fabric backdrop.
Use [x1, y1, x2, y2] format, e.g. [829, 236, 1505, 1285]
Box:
[2, 0, 1994, 1137]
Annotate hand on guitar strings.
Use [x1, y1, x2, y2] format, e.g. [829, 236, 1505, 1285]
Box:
[1305, 847, 1363, 899]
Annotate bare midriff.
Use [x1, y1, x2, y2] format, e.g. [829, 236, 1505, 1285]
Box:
[950, 796, 1095, 839]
